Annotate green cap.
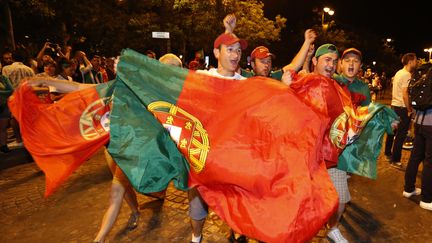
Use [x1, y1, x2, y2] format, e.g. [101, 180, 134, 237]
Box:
[315, 44, 339, 58]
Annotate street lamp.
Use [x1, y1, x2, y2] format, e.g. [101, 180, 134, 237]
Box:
[322, 7, 335, 31]
[424, 48, 432, 62]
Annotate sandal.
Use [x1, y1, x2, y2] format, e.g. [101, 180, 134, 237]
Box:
[126, 212, 140, 230]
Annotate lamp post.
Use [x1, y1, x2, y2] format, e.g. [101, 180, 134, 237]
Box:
[424, 48, 432, 62]
[321, 7, 334, 31]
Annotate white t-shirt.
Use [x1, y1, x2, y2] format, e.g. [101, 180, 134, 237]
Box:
[197, 68, 246, 80]
[391, 68, 411, 107]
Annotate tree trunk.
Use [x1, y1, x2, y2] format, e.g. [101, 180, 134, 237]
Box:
[4, 1, 16, 50]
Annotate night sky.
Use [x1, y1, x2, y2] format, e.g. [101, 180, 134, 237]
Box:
[262, 0, 432, 58]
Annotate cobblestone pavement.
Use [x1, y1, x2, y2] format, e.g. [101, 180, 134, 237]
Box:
[1, 93, 431, 243]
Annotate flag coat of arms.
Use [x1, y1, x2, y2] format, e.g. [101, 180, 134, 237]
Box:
[8, 79, 114, 197]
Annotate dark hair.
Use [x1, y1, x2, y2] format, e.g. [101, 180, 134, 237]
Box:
[401, 53, 416, 66]
[12, 48, 28, 63]
[56, 57, 72, 74]
[44, 58, 57, 67]
[146, 50, 156, 58]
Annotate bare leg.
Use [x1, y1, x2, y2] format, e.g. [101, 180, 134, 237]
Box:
[124, 186, 139, 213]
[93, 182, 126, 243]
[123, 185, 140, 230]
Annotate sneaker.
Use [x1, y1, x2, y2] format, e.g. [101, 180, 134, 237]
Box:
[420, 201, 432, 211]
[190, 235, 202, 243]
[390, 161, 403, 169]
[327, 228, 349, 243]
[402, 188, 421, 198]
[384, 155, 392, 162]
[402, 141, 414, 150]
[126, 212, 140, 230]
[7, 141, 23, 149]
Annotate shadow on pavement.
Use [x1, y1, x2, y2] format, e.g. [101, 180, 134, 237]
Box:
[342, 202, 391, 242]
[0, 147, 33, 170]
[0, 170, 44, 191]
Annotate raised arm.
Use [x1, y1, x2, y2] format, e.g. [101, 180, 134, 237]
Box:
[36, 42, 51, 66]
[299, 44, 315, 74]
[223, 14, 237, 34]
[27, 77, 95, 93]
[282, 29, 317, 72]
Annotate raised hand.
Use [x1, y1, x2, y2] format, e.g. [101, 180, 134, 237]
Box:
[223, 14, 237, 33]
[304, 29, 317, 44]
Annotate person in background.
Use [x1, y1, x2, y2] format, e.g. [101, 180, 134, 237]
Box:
[36, 59, 57, 78]
[159, 53, 183, 67]
[2, 48, 35, 149]
[1, 51, 14, 70]
[384, 53, 417, 168]
[146, 50, 156, 59]
[105, 57, 117, 81]
[0, 75, 13, 153]
[403, 63, 432, 211]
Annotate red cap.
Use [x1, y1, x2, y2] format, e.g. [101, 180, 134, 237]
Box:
[213, 33, 248, 50]
[250, 46, 275, 60]
[341, 48, 362, 60]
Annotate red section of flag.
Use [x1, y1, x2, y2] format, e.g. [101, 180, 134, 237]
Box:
[290, 74, 353, 168]
[176, 72, 338, 242]
[8, 82, 109, 197]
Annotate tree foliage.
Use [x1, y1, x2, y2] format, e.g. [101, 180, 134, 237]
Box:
[3, 0, 286, 60]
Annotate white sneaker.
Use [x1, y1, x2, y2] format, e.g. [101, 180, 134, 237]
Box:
[420, 201, 432, 211]
[7, 141, 24, 148]
[402, 188, 421, 198]
[327, 227, 349, 243]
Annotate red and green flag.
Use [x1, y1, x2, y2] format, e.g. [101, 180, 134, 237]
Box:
[291, 74, 398, 178]
[111, 49, 338, 242]
[332, 103, 398, 179]
[290, 74, 353, 168]
[8, 79, 114, 197]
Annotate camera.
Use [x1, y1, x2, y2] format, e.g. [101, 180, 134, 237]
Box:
[48, 43, 60, 49]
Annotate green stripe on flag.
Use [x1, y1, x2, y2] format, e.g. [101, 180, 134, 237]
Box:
[108, 49, 190, 193]
[95, 79, 116, 98]
[116, 49, 188, 105]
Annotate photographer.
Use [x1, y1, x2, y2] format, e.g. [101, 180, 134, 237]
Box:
[36, 42, 68, 73]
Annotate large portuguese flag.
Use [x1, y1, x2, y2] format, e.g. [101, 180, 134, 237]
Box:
[111, 49, 338, 242]
[8, 79, 114, 197]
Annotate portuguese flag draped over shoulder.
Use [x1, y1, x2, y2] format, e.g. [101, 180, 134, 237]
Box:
[112, 49, 338, 242]
[290, 74, 353, 168]
[334, 103, 399, 179]
[8, 79, 113, 197]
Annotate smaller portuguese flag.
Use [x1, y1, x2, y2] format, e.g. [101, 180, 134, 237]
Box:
[8, 78, 113, 197]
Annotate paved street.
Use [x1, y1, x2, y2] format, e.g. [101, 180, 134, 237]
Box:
[1, 92, 431, 243]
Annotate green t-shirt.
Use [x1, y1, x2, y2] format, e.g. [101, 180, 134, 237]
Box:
[333, 74, 371, 106]
[241, 68, 283, 81]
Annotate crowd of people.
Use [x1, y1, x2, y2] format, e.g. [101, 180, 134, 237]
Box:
[1, 13, 431, 243]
